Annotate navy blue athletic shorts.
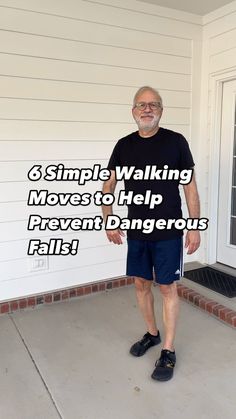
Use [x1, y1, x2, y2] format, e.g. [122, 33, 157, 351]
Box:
[126, 237, 183, 285]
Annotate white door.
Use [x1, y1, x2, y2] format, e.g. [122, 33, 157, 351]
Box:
[217, 80, 236, 268]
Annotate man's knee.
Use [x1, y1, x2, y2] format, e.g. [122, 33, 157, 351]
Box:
[159, 281, 178, 297]
[134, 277, 152, 293]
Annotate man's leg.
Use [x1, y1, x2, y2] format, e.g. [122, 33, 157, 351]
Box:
[130, 276, 161, 357]
[159, 281, 179, 351]
[134, 276, 158, 336]
[151, 281, 179, 380]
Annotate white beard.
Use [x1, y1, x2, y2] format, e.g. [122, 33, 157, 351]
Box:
[134, 114, 161, 131]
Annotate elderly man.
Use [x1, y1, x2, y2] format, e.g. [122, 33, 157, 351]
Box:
[102, 86, 200, 381]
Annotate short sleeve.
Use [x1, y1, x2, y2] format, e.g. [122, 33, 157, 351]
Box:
[179, 135, 195, 169]
[107, 141, 121, 170]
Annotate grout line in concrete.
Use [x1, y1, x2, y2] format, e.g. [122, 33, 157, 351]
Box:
[8, 314, 64, 419]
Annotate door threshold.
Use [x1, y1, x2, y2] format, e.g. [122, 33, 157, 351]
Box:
[212, 262, 236, 277]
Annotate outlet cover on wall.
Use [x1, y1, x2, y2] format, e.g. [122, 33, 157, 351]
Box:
[28, 256, 49, 272]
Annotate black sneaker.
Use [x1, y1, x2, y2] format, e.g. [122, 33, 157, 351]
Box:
[129, 331, 161, 357]
[151, 349, 176, 381]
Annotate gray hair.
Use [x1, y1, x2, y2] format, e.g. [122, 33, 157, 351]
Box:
[133, 86, 163, 108]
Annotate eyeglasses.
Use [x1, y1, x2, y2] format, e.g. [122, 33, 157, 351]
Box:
[134, 102, 162, 111]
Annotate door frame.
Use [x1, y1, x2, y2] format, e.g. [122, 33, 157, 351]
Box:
[207, 68, 236, 265]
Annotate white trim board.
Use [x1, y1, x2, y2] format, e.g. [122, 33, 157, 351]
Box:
[207, 68, 236, 264]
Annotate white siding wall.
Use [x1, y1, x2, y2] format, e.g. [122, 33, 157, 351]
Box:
[199, 1, 236, 263]
[0, 0, 202, 301]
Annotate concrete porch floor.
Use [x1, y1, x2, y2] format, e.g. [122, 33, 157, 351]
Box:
[0, 284, 236, 419]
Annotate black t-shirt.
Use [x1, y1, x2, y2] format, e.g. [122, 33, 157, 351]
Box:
[107, 127, 194, 240]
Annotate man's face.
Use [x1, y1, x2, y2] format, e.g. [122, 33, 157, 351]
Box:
[132, 90, 163, 132]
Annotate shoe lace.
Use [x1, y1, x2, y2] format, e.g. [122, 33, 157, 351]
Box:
[140, 333, 152, 347]
[156, 351, 175, 368]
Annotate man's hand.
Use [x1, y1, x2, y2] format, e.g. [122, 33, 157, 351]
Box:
[106, 229, 125, 245]
[185, 230, 201, 254]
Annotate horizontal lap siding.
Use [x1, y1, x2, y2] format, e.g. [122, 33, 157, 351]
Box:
[209, 28, 236, 56]
[0, 230, 120, 261]
[0, 209, 128, 242]
[0, 175, 124, 201]
[0, 99, 190, 124]
[0, 77, 191, 107]
[0, 260, 126, 302]
[1, 195, 125, 221]
[0, 31, 191, 74]
[0, 54, 191, 90]
[0, 0, 199, 300]
[0, 121, 190, 140]
[209, 48, 236, 73]
[205, 9, 236, 73]
[0, 244, 127, 282]
[0, 160, 118, 181]
[1, 141, 114, 160]
[0, 0, 201, 39]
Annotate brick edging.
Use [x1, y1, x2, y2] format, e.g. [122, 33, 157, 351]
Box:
[1, 278, 236, 328]
[0, 276, 135, 315]
[177, 283, 236, 328]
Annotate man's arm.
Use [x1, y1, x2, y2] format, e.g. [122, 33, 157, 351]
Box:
[183, 172, 201, 254]
[102, 170, 124, 245]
